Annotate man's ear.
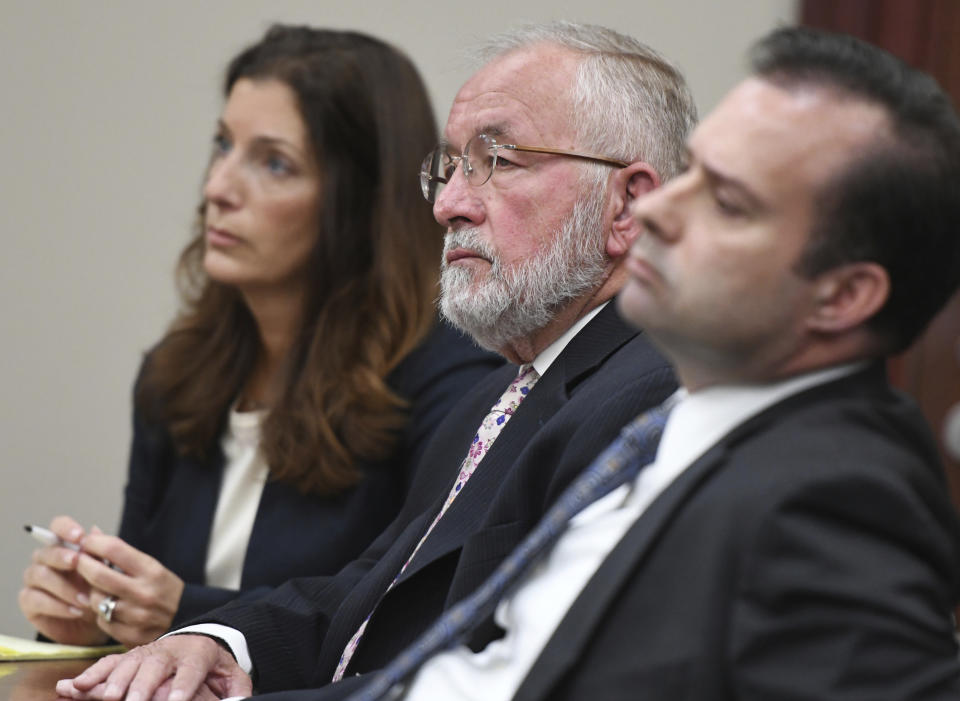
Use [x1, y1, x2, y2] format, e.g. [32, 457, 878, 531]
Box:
[806, 262, 890, 335]
[607, 162, 660, 258]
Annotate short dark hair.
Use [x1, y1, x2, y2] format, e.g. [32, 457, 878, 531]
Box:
[752, 26, 960, 352]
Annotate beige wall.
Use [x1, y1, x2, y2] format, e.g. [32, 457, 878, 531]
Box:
[0, 0, 797, 636]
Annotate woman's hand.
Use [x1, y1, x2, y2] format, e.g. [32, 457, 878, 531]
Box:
[18, 515, 109, 646]
[75, 526, 186, 648]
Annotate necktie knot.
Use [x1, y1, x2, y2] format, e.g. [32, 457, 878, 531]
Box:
[491, 364, 538, 414]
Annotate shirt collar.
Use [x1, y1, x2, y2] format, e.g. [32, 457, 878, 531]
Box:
[530, 303, 607, 378]
[656, 361, 867, 472]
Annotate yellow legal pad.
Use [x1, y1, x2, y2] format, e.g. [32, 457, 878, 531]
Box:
[0, 633, 124, 661]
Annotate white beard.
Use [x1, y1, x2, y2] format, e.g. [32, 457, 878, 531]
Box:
[439, 186, 608, 352]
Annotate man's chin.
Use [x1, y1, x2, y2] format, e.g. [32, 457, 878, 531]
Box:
[439, 299, 506, 352]
[616, 282, 654, 331]
[439, 317, 503, 353]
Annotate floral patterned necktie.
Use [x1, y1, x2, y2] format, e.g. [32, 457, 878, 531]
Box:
[333, 364, 540, 680]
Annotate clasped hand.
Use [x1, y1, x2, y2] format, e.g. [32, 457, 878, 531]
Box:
[55, 634, 252, 701]
[19, 515, 186, 648]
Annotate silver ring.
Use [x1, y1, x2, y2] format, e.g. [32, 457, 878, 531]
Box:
[97, 595, 118, 623]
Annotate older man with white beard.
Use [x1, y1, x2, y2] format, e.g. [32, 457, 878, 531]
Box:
[58, 21, 695, 701]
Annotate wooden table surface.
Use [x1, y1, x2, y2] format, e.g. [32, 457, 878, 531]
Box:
[0, 659, 92, 701]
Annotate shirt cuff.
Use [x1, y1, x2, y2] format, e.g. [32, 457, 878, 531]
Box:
[161, 623, 254, 675]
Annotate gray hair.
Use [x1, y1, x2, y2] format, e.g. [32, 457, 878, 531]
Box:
[473, 21, 698, 181]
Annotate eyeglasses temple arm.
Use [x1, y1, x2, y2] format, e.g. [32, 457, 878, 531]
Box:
[504, 144, 628, 168]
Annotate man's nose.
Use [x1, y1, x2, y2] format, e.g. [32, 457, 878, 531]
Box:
[630, 180, 683, 243]
[433, 163, 484, 229]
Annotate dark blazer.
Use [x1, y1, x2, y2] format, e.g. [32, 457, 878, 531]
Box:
[201, 303, 678, 694]
[117, 321, 502, 626]
[510, 364, 960, 700]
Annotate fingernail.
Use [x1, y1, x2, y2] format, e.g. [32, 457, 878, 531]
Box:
[68, 607, 84, 617]
[127, 691, 142, 701]
[77, 593, 90, 606]
[64, 551, 76, 566]
[168, 691, 184, 701]
[69, 527, 83, 541]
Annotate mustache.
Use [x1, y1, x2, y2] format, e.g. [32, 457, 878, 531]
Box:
[443, 229, 499, 265]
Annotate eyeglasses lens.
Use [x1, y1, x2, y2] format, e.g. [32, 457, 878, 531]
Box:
[464, 133, 495, 186]
[419, 134, 497, 203]
[420, 147, 451, 203]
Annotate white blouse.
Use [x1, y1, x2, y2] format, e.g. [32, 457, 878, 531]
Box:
[203, 406, 269, 590]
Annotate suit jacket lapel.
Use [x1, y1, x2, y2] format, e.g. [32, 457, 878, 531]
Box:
[401, 371, 568, 577]
[550, 303, 640, 390]
[399, 304, 639, 581]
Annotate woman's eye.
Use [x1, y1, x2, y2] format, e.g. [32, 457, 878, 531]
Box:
[212, 133, 231, 157]
[266, 154, 293, 176]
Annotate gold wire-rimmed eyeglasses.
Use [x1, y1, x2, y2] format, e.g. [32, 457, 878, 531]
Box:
[420, 132, 628, 203]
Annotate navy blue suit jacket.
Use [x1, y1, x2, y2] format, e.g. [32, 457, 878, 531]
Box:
[200, 303, 678, 695]
[117, 321, 502, 626]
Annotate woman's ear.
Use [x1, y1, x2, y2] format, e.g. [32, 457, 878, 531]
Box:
[805, 262, 890, 335]
[607, 162, 660, 258]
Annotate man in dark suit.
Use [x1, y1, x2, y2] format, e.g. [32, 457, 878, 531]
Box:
[352, 27, 960, 701]
[58, 22, 695, 701]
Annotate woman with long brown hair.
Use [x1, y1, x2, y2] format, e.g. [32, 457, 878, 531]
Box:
[18, 24, 499, 648]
